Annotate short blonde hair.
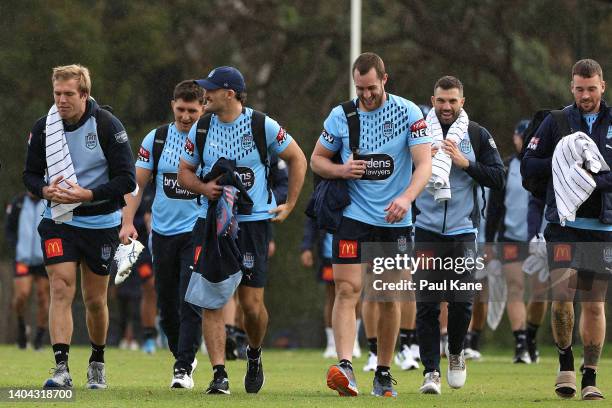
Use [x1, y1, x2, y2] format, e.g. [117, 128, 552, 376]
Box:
[52, 64, 91, 95]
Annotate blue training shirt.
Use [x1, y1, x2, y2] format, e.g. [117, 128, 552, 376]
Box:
[136, 123, 201, 235]
[318, 94, 431, 227]
[181, 108, 292, 222]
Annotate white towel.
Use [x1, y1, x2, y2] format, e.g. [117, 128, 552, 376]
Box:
[552, 131, 609, 226]
[522, 233, 549, 283]
[45, 104, 81, 222]
[425, 108, 469, 202]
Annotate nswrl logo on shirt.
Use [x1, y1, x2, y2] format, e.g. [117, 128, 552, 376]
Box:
[383, 121, 394, 138]
[86, 132, 97, 150]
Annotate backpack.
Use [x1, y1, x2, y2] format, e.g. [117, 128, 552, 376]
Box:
[194, 110, 272, 204]
[151, 124, 170, 178]
[519, 109, 571, 200]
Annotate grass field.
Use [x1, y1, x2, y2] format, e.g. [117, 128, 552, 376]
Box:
[1, 345, 611, 407]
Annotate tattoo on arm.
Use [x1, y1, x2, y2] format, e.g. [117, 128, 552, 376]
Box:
[552, 307, 574, 348]
[584, 342, 602, 367]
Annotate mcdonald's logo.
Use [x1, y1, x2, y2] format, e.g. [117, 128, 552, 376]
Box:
[15, 262, 29, 276]
[194, 245, 202, 264]
[503, 244, 519, 261]
[553, 244, 572, 262]
[45, 238, 63, 258]
[137, 263, 153, 279]
[338, 240, 358, 258]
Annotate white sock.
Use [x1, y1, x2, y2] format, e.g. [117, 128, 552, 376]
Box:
[325, 327, 335, 347]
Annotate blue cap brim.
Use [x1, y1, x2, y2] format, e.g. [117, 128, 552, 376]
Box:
[194, 79, 221, 90]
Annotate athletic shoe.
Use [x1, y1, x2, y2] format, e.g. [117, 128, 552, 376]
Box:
[363, 352, 377, 372]
[447, 349, 467, 389]
[352, 338, 362, 358]
[371, 371, 398, 397]
[394, 345, 419, 370]
[440, 333, 448, 358]
[244, 348, 264, 393]
[581, 385, 604, 400]
[205, 377, 230, 395]
[43, 362, 73, 388]
[33, 328, 45, 351]
[419, 371, 441, 395]
[142, 338, 156, 354]
[513, 347, 531, 364]
[171, 367, 194, 389]
[114, 237, 144, 285]
[225, 335, 237, 361]
[326, 364, 358, 396]
[555, 370, 576, 399]
[86, 361, 107, 389]
[410, 344, 421, 361]
[464, 347, 482, 361]
[323, 345, 337, 359]
[235, 332, 247, 360]
[527, 341, 539, 364]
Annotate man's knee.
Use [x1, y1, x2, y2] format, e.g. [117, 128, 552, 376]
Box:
[50, 277, 74, 303]
[83, 295, 107, 314]
[335, 280, 360, 302]
[582, 302, 605, 319]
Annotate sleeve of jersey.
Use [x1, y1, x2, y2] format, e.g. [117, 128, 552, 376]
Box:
[318, 111, 341, 152]
[407, 108, 432, 147]
[180, 123, 200, 166]
[22, 119, 49, 199]
[135, 130, 155, 170]
[265, 117, 293, 155]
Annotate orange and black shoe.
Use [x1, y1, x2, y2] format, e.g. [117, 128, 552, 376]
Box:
[326, 364, 358, 396]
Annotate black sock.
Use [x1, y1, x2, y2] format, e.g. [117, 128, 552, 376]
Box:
[247, 345, 261, 359]
[399, 329, 410, 349]
[408, 329, 417, 345]
[513, 330, 527, 349]
[52, 343, 70, 369]
[557, 344, 574, 372]
[213, 364, 227, 380]
[463, 331, 473, 349]
[582, 367, 596, 388]
[89, 343, 105, 363]
[526, 323, 539, 345]
[225, 325, 236, 336]
[339, 359, 353, 371]
[471, 330, 481, 350]
[142, 327, 157, 341]
[375, 365, 390, 376]
[367, 337, 378, 355]
[18, 317, 26, 332]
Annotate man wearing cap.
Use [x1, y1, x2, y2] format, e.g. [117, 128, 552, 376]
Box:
[485, 119, 547, 365]
[178, 66, 307, 394]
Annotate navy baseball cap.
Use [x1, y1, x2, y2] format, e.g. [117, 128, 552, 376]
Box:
[195, 66, 246, 93]
[514, 119, 530, 137]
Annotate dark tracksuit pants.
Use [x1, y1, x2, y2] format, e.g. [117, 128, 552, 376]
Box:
[413, 227, 476, 374]
[152, 231, 201, 371]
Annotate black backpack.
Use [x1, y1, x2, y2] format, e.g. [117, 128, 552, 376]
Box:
[519, 109, 571, 199]
[151, 124, 170, 178]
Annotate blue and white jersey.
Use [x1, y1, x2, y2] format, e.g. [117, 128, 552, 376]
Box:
[136, 123, 200, 235]
[503, 157, 529, 241]
[322, 232, 333, 259]
[181, 108, 293, 222]
[319, 94, 431, 227]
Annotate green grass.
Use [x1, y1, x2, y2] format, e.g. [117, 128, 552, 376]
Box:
[1, 345, 611, 407]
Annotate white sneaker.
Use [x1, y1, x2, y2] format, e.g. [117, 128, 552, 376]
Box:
[447, 348, 467, 389]
[114, 237, 144, 285]
[464, 347, 482, 361]
[323, 345, 337, 359]
[363, 352, 377, 372]
[410, 344, 421, 361]
[394, 345, 419, 371]
[420, 371, 441, 394]
[170, 358, 197, 389]
[352, 338, 362, 359]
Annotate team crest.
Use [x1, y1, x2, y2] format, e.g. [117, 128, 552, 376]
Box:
[398, 236, 408, 252]
[460, 138, 472, 154]
[607, 126, 612, 139]
[86, 133, 97, 150]
[383, 121, 394, 138]
[242, 134, 254, 150]
[101, 244, 112, 261]
[603, 247, 612, 263]
[243, 252, 255, 269]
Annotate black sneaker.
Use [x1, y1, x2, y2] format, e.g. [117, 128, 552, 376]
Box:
[225, 336, 237, 361]
[205, 377, 230, 395]
[527, 341, 540, 364]
[244, 347, 265, 393]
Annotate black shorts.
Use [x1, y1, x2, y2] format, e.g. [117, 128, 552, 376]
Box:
[133, 246, 154, 283]
[14, 262, 47, 278]
[332, 217, 412, 265]
[38, 218, 119, 276]
[544, 223, 612, 279]
[238, 220, 271, 288]
[498, 236, 529, 265]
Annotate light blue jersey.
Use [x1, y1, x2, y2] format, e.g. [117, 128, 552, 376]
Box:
[136, 123, 200, 235]
[181, 108, 292, 222]
[503, 157, 529, 241]
[319, 94, 431, 227]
